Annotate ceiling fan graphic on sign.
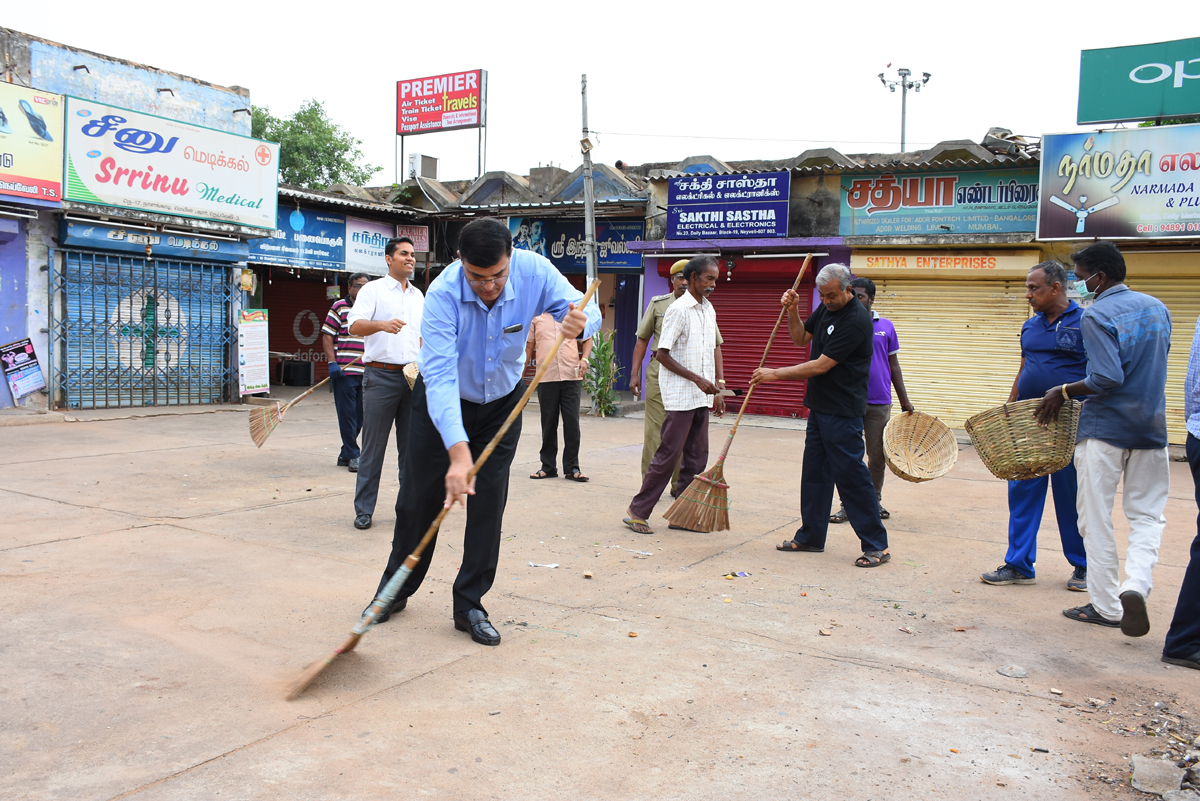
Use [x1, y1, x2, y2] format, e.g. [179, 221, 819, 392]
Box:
[1049, 194, 1120, 234]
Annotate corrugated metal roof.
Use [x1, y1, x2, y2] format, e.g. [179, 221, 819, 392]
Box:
[278, 185, 421, 216]
[644, 152, 1039, 179]
[451, 198, 646, 212]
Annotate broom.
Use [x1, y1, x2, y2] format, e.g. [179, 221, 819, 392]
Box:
[286, 280, 601, 700]
[249, 357, 362, 447]
[664, 255, 813, 533]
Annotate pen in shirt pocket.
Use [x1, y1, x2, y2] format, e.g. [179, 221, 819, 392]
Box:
[502, 323, 523, 334]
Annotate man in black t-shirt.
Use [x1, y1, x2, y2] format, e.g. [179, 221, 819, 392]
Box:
[752, 263, 890, 567]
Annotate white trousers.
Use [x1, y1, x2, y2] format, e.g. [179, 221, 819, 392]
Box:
[1075, 439, 1169, 621]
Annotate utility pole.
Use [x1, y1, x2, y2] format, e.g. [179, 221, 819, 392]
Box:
[878, 67, 931, 152]
[580, 74, 598, 287]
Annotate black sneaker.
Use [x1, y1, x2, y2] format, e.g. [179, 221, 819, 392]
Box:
[1067, 566, 1087, 592]
[981, 565, 1036, 585]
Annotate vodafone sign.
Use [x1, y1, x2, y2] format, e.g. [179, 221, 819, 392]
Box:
[396, 69, 487, 136]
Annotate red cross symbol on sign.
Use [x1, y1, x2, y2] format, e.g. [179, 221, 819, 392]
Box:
[255, 145, 272, 166]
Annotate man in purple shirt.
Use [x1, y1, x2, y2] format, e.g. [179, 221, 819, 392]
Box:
[830, 277, 913, 523]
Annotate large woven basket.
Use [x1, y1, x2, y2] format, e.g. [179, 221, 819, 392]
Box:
[964, 397, 1080, 481]
[882, 411, 959, 483]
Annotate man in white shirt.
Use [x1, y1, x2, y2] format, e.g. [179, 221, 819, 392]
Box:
[623, 256, 725, 534]
[346, 237, 424, 530]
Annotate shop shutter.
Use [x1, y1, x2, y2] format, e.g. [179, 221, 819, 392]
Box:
[264, 272, 335, 382]
[55, 250, 233, 408]
[1133, 276, 1200, 445]
[872, 278, 1031, 428]
[707, 275, 815, 417]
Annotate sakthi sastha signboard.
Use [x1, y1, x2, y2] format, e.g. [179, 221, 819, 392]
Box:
[396, 70, 487, 135]
[1037, 123, 1200, 240]
[63, 97, 279, 229]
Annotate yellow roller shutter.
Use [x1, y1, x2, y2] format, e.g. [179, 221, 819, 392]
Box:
[1130, 276, 1200, 445]
[873, 279, 1031, 428]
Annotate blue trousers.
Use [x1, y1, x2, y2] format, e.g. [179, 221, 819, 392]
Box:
[1005, 462, 1087, 578]
[332, 372, 363, 461]
[793, 411, 888, 553]
[1164, 433, 1200, 660]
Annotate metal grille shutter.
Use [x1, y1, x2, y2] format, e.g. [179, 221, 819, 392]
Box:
[707, 275, 815, 417]
[1130, 276, 1200, 445]
[264, 273, 333, 382]
[872, 278, 1031, 428]
[56, 250, 233, 409]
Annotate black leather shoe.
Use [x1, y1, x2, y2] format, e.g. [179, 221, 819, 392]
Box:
[337, 457, 350, 467]
[454, 609, 500, 646]
[363, 595, 406, 624]
[354, 514, 372, 530]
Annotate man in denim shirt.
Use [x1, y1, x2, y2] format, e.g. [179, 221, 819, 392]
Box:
[1036, 241, 1172, 637]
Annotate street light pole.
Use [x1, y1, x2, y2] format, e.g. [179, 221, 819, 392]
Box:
[878, 67, 931, 152]
[580, 74, 598, 287]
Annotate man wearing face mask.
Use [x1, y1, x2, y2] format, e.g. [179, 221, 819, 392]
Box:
[1035, 241, 1172, 637]
[753, 263, 889, 568]
[364, 218, 600, 646]
[321, 272, 371, 472]
[623, 256, 725, 535]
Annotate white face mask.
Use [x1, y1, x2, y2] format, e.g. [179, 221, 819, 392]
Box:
[1073, 273, 1098, 300]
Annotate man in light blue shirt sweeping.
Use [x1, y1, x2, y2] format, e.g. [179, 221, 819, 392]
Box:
[364, 218, 601, 646]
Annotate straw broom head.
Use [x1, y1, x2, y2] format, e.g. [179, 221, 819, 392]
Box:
[248, 403, 284, 448]
[664, 462, 729, 533]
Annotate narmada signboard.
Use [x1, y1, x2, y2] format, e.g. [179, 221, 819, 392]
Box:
[396, 70, 487, 135]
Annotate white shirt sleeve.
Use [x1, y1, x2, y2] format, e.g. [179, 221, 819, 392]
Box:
[347, 281, 377, 326]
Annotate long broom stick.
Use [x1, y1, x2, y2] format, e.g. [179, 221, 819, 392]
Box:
[249, 356, 362, 448]
[664, 255, 812, 532]
[286, 280, 601, 700]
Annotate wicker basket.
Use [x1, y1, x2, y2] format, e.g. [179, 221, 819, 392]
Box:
[403, 362, 420, 390]
[964, 397, 1080, 481]
[882, 411, 959, 483]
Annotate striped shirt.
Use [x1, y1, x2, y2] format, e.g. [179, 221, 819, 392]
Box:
[321, 299, 365, 375]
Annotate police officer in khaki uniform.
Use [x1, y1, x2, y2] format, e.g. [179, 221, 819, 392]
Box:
[629, 259, 724, 484]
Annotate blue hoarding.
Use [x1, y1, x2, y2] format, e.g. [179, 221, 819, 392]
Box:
[59, 219, 250, 263]
[507, 217, 643, 273]
[667, 171, 789, 239]
[247, 207, 346, 269]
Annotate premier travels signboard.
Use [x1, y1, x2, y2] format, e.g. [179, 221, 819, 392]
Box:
[63, 97, 279, 229]
[0, 83, 64, 206]
[1038, 125, 1200, 240]
[839, 169, 1039, 236]
[396, 70, 487, 135]
[1078, 37, 1200, 125]
[667, 172, 789, 239]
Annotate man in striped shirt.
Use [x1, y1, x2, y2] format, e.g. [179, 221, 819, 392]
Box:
[321, 273, 369, 471]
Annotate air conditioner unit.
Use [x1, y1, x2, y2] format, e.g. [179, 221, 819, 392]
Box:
[408, 153, 438, 180]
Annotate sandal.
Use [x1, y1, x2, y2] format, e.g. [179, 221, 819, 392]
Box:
[1063, 603, 1120, 627]
[878, 505, 890, 520]
[530, 470, 558, 480]
[565, 471, 590, 482]
[623, 516, 654, 534]
[829, 508, 848, 524]
[855, 551, 891, 568]
[777, 540, 824, 552]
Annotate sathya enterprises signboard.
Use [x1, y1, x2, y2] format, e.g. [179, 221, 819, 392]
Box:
[0, 82, 64, 207]
[507, 217, 643, 273]
[839, 170, 1039, 236]
[667, 172, 789, 239]
[63, 97, 279, 229]
[396, 70, 487, 135]
[1078, 36, 1200, 125]
[1038, 124, 1200, 240]
[247, 207, 346, 268]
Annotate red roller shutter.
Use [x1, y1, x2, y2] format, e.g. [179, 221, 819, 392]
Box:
[709, 271, 814, 418]
[263, 271, 335, 382]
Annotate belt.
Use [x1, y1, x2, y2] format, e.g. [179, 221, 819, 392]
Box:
[364, 360, 409, 371]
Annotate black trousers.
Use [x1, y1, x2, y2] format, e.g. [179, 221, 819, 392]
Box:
[537, 379, 582, 475]
[1164, 432, 1200, 659]
[375, 377, 523, 616]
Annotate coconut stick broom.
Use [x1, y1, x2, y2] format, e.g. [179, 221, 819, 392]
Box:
[248, 357, 362, 448]
[286, 280, 601, 700]
[664, 255, 813, 533]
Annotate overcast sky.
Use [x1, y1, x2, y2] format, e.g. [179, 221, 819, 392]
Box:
[6, 1, 1195, 185]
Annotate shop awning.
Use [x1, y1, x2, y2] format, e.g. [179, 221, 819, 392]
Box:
[630, 237, 842, 253]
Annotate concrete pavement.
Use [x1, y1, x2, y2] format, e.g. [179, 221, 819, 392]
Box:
[2, 389, 1198, 800]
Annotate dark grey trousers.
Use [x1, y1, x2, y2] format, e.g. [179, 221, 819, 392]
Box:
[353, 365, 413, 518]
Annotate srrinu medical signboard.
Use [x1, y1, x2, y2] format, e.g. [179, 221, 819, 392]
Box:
[1078, 36, 1200, 124]
[1037, 124, 1200, 240]
[63, 97, 279, 229]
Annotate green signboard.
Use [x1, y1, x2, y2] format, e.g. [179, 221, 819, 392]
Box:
[1079, 37, 1200, 124]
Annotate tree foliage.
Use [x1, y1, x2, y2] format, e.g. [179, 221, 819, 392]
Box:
[1138, 116, 1200, 127]
[251, 100, 379, 189]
